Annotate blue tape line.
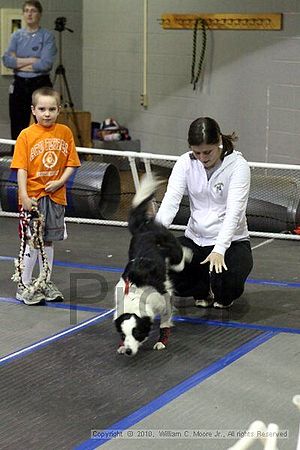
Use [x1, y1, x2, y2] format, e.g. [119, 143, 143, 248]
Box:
[1, 255, 300, 286]
[0, 256, 123, 273]
[0, 296, 20, 304]
[74, 331, 276, 449]
[0, 296, 107, 313]
[173, 315, 300, 335]
[44, 302, 107, 313]
[247, 278, 300, 288]
[1, 296, 300, 335]
[53, 259, 123, 273]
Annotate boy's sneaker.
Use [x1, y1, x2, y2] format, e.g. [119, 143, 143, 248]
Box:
[213, 301, 234, 309]
[16, 284, 45, 306]
[43, 281, 64, 302]
[195, 291, 214, 308]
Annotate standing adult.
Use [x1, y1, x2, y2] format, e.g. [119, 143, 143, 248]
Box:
[156, 117, 253, 309]
[2, 1, 57, 141]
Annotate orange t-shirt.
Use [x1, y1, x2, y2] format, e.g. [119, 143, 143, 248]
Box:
[11, 123, 81, 206]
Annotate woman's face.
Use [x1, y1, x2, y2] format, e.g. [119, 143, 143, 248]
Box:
[190, 143, 223, 169]
[23, 5, 41, 28]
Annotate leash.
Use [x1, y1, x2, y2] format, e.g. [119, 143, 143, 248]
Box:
[12, 206, 51, 292]
[191, 18, 207, 90]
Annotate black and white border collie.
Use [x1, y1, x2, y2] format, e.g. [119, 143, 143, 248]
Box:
[114, 175, 192, 356]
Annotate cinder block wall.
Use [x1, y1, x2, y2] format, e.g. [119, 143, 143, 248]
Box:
[0, 0, 82, 138]
[82, 0, 300, 164]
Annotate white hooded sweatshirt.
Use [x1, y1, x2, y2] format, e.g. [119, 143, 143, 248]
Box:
[156, 150, 250, 256]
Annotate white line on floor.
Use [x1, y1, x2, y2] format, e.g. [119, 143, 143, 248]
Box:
[0, 308, 114, 365]
[251, 238, 274, 250]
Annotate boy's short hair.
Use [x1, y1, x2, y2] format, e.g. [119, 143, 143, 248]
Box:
[23, 1, 43, 14]
[32, 87, 61, 107]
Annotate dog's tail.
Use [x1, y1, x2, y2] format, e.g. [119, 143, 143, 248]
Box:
[129, 174, 162, 234]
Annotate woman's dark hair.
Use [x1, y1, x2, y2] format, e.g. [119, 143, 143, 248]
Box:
[23, 1, 43, 14]
[188, 117, 238, 158]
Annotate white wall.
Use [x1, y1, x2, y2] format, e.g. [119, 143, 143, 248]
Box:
[82, 0, 300, 164]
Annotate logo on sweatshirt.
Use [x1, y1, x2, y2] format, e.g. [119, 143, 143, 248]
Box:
[42, 151, 58, 169]
[214, 182, 224, 194]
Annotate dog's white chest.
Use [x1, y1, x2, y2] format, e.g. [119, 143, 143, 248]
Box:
[114, 278, 168, 319]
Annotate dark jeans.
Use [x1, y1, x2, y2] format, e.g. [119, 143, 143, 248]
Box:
[9, 75, 52, 141]
[170, 236, 253, 306]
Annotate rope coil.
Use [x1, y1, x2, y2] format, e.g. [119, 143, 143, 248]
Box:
[12, 207, 51, 292]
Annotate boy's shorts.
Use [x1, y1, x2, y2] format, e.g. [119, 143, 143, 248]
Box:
[19, 196, 67, 242]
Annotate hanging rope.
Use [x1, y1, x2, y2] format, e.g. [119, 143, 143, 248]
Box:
[12, 207, 51, 292]
[191, 18, 207, 90]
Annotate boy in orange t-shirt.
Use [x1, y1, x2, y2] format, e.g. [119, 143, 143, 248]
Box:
[11, 86, 81, 305]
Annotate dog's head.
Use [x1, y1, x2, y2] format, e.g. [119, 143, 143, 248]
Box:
[115, 313, 152, 356]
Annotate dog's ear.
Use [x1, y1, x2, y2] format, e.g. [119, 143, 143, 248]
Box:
[114, 313, 132, 332]
[132, 315, 153, 342]
[139, 316, 152, 334]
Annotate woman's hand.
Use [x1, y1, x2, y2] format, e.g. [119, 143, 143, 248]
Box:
[201, 251, 228, 274]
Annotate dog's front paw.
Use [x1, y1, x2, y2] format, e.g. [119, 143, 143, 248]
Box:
[117, 346, 126, 354]
[153, 341, 166, 350]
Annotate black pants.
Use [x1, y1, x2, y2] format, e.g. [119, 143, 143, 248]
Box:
[170, 236, 253, 306]
[9, 75, 53, 141]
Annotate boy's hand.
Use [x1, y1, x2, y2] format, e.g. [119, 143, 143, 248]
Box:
[21, 196, 38, 211]
[45, 180, 63, 193]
